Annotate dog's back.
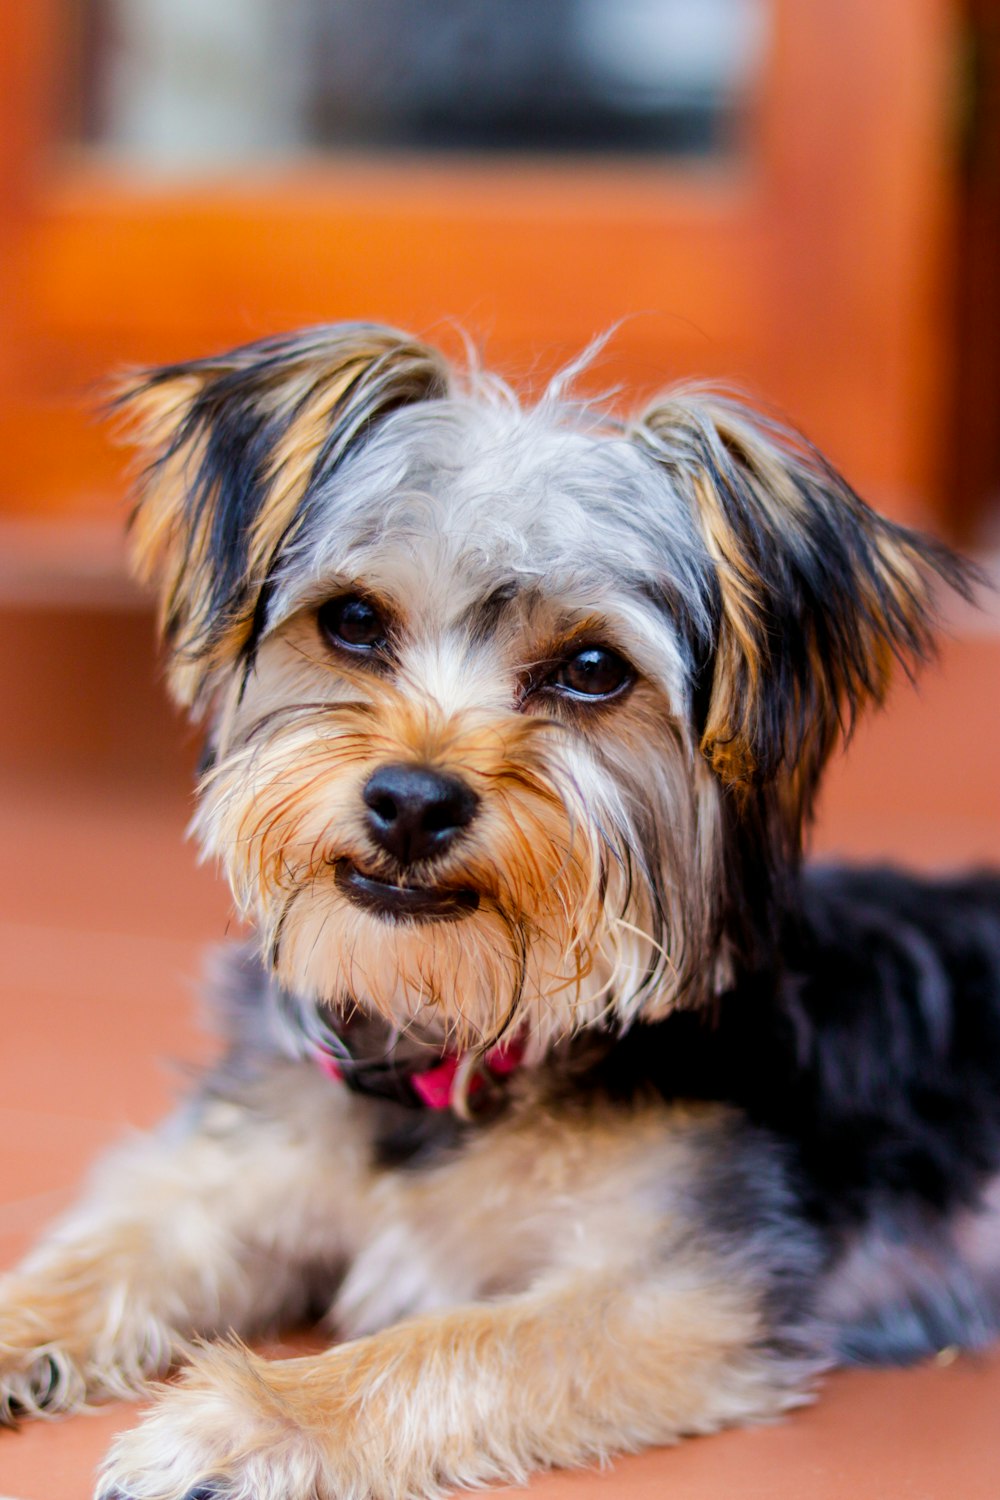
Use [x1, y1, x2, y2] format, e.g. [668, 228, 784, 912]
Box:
[593, 866, 1000, 1363]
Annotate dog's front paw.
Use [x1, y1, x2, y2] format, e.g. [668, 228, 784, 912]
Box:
[0, 1271, 173, 1423]
[96, 1346, 334, 1500]
[0, 1338, 79, 1424]
[0, 1284, 105, 1422]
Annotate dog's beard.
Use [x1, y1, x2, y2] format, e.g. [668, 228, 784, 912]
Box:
[194, 694, 723, 1051]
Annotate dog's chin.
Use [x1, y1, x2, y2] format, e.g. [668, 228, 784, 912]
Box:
[333, 858, 481, 924]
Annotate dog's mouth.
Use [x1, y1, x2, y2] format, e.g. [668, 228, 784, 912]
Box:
[334, 859, 480, 923]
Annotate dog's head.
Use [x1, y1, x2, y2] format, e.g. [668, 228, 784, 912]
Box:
[115, 324, 965, 1051]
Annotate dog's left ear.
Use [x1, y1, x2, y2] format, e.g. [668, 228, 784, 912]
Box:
[112, 324, 450, 708]
[633, 391, 971, 800]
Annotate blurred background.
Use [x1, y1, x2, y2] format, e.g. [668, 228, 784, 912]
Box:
[1, 0, 998, 874]
[1, 8, 1000, 1493]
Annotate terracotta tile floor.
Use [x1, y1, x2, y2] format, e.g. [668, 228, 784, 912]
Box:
[2, 626, 1000, 1499]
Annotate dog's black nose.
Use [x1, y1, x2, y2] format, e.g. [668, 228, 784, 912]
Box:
[363, 763, 478, 866]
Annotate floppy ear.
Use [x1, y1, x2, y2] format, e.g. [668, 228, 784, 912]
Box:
[633, 391, 971, 802]
[112, 323, 450, 708]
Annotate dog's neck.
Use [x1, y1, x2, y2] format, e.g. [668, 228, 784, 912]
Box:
[277, 991, 524, 1114]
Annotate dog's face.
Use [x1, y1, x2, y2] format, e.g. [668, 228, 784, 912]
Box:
[117, 325, 959, 1051]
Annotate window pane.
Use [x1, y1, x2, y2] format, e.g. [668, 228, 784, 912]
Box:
[75, 0, 768, 168]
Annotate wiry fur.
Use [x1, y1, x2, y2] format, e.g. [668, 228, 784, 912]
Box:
[0, 324, 996, 1500]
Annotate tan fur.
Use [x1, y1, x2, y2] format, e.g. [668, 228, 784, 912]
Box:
[0, 1224, 164, 1415]
[193, 614, 687, 1050]
[0, 1069, 372, 1422]
[24, 1084, 807, 1500]
[2, 1073, 808, 1492]
[100, 1275, 796, 1500]
[114, 329, 449, 707]
[636, 393, 938, 794]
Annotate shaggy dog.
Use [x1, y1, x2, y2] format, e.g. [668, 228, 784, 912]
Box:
[1, 325, 998, 1500]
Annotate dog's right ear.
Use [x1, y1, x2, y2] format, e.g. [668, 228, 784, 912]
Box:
[112, 324, 450, 709]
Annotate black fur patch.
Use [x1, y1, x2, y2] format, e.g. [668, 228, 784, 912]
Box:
[369, 1102, 468, 1169]
[591, 868, 1000, 1230]
[123, 325, 449, 687]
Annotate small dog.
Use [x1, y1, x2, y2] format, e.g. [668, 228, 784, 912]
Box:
[2, 324, 1000, 1500]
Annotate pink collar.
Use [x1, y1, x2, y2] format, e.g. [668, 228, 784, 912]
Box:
[314, 1037, 524, 1111]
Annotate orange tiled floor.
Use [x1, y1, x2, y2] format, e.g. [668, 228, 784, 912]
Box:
[2, 620, 1000, 1498]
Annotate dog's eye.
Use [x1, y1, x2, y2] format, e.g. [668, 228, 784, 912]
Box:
[555, 647, 633, 700]
[318, 595, 388, 653]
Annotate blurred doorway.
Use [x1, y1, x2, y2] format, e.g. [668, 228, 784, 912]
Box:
[0, 0, 991, 536]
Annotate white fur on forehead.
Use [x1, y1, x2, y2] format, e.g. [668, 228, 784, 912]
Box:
[267, 393, 712, 684]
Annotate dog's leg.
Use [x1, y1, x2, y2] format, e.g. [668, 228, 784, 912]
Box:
[98, 1263, 819, 1500]
[0, 1063, 370, 1421]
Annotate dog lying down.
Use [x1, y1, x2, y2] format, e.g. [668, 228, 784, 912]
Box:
[1, 324, 999, 1500]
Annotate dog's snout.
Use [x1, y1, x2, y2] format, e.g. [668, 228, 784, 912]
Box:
[363, 763, 478, 866]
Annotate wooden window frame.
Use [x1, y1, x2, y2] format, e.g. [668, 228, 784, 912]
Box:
[0, 0, 958, 530]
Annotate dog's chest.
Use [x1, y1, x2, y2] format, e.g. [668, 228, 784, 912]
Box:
[330, 1091, 707, 1340]
[332, 1125, 564, 1337]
